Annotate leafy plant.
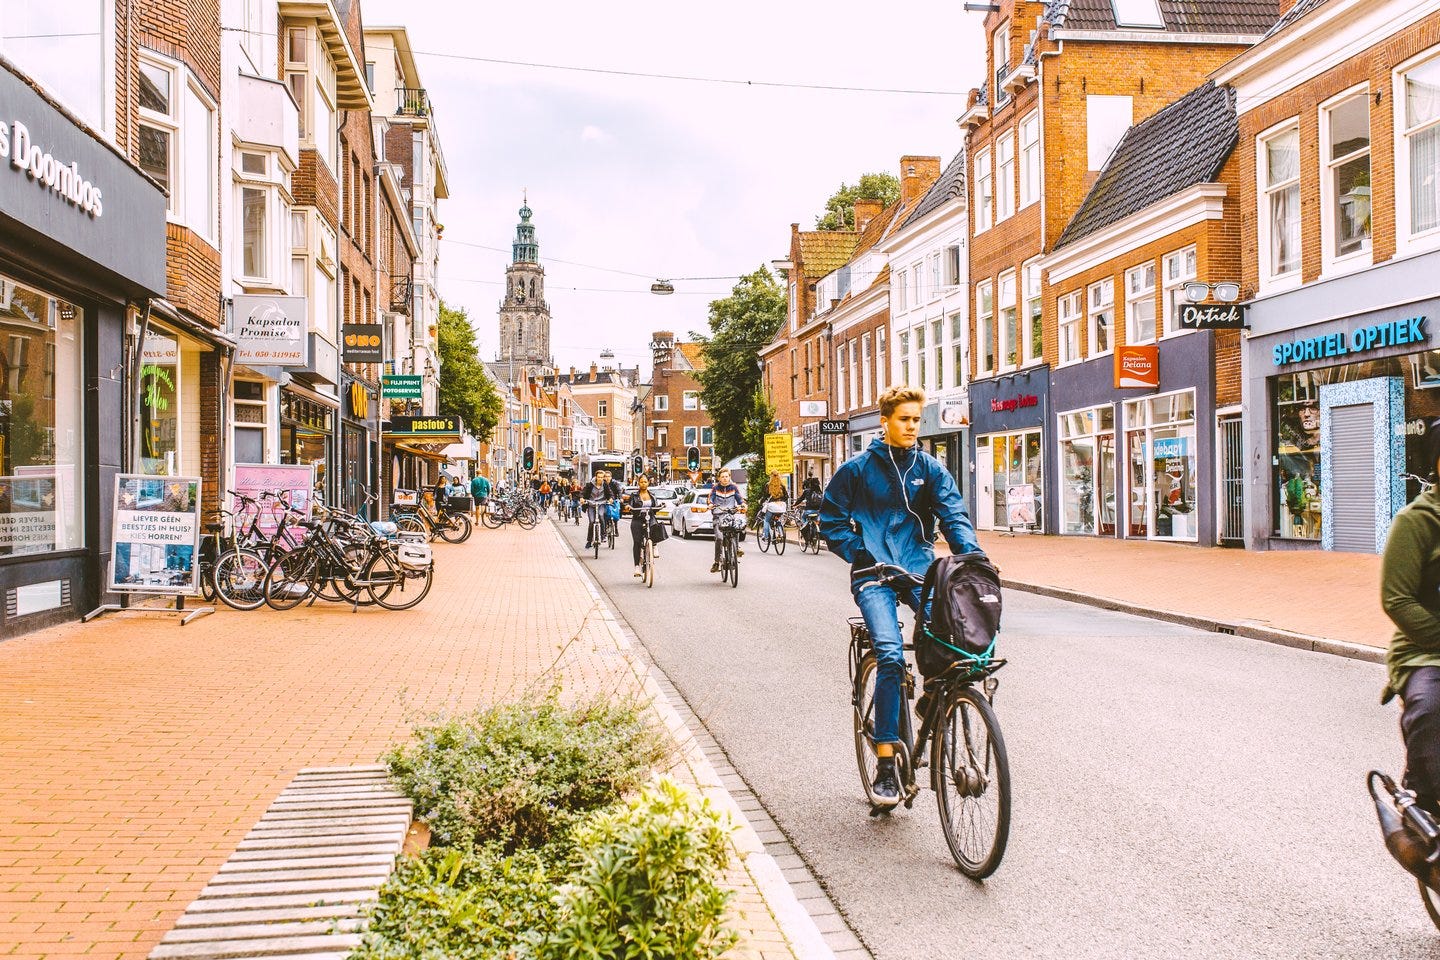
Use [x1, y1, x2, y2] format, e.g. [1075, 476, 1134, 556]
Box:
[436, 300, 503, 444]
[541, 778, 737, 960]
[815, 172, 900, 230]
[383, 691, 672, 853]
[691, 267, 786, 462]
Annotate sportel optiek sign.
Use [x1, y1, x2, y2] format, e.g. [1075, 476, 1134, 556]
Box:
[1271, 316, 1428, 367]
[0, 120, 103, 218]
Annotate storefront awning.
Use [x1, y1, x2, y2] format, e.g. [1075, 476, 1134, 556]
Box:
[389, 441, 452, 463]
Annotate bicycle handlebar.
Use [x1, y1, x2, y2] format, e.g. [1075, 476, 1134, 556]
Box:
[852, 563, 925, 587]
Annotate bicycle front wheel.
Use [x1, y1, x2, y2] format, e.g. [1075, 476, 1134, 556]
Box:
[481, 507, 503, 529]
[440, 513, 472, 543]
[264, 550, 318, 611]
[366, 551, 434, 611]
[933, 686, 1011, 879]
[212, 548, 267, 611]
[644, 541, 655, 588]
[517, 508, 538, 530]
[728, 538, 739, 589]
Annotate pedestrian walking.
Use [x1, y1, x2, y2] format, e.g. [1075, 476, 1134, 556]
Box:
[471, 472, 491, 522]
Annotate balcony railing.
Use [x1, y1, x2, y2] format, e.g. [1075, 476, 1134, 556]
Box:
[390, 275, 414, 314]
[395, 87, 431, 118]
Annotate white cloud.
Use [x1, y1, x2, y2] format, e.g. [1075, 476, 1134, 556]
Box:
[580, 124, 608, 143]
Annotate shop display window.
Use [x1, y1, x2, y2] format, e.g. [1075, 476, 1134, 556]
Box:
[0, 274, 84, 557]
[1124, 391, 1197, 541]
[1060, 405, 1115, 536]
[1274, 372, 1322, 539]
[139, 331, 179, 476]
[987, 430, 1042, 530]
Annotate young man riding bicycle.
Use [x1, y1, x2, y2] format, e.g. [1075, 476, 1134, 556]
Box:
[820, 385, 982, 808]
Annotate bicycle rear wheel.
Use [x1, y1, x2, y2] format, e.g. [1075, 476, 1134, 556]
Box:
[366, 551, 434, 610]
[212, 548, 267, 611]
[933, 686, 1011, 879]
[517, 508, 538, 530]
[758, 524, 771, 553]
[440, 513, 472, 543]
[264, 550, 318, 611]
[395, 516, 426, 537]
[481, 507, 503, 529]
[774, 527, 787, 555]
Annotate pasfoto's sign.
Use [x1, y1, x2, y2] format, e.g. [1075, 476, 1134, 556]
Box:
[990, 394, 1039, 413]
[389, 415, 460, 435]
[0, 119, 104, 218]
[1272, 316, 1427, 366]
[1178, 303, 1247, 330]
[1115, 345, 1160, 388]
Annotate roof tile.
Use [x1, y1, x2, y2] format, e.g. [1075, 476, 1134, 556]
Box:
[1049, 0, 1279, 34]
[902, 151, 966, 229]
[798, 231, 860, 276]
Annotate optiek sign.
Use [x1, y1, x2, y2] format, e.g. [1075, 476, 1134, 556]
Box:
[0, 120, 104, 218]
[1271, 316, 1428, 367]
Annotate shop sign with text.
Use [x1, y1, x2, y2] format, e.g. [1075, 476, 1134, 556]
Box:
[1115, 345, 1160, 388]
[819, 419, 849, 435]
[382, 374, 422, 399]
[1178, 303, 1247, 330]
[1, 119, 104, 218]
[990, 394, 1039, 413]
[342, 324, 384, 363]
[389, 415, 461, 435]
[233, 294, 307, 365]
[1272, 316, 1428, 366]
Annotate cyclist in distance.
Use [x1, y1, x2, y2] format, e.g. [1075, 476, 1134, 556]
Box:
[799, 476, 824, 541]
[761, 472, 789, 545]
[1382, 419, 1440, 816]
[709, 468, 745, 574]
[628, 475, 660, 578]
[820, 385, 982, 808]
[582, 470, 610, 549]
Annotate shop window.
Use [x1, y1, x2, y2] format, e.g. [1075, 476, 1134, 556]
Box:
[1125, 262, 1157, 344]
[998, 270, 1018, 369]
[1162, 246, 1197, 337]
[1023, 261, 1043, 364]
[1058, 290, 1082, 365]
[0, 274, 84, 556]
[1059, 405, 1116, 536]
[1124, 390, 1198, 541]
[997, 133, 1016, 222]
[977, 280, 994, 375]
[975, 148, 994, 232]
[1323, 92, 1372, 262]
[1261, 124, 1301, 281]
[1273, 372, 1322, 540]
[1400, 54, 1440, 243]
[987, 430, 1042, 530]
[139, 331, 179, 476]
[1020, 113, 1040, 208]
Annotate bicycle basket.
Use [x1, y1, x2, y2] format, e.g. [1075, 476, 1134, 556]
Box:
[718, 513, 747, 532]
[396, 541, 432, 570]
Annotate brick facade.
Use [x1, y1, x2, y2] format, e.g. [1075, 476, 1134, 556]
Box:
[164, 225, 223, 326]
[646, 336, 713, 475]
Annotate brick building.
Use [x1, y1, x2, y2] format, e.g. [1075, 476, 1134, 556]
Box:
[543, 364, 639, 463]
[961, 0, 1278, 534]
[1216, 0, 1440, 553]
[1041, 81, 1245, 545]
[763, 228, 858, 488]
[645, 333, 714, 480]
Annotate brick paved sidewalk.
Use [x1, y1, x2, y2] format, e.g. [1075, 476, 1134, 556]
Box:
[0, 523, 822, 960]
[975, 532, 1389, 649]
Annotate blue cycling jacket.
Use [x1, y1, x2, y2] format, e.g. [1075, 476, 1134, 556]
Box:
[819, 437, 980, 582]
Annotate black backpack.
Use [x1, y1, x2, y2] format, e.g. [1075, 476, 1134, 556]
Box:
[915, 553, 1003, 678]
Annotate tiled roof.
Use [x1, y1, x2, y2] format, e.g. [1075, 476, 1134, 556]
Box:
[798, 230, 859, 277]
[1055, 81, 1237, 249]
[1047, 0, 1279, 33]
[677, 341, 707, 370]
[902, 151, 966, 229]
[1260, 0, 1327, 39]
[867, 263, 891, 292]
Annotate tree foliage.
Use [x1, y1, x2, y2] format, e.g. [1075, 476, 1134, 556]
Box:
[815, 172, 900, 230]
[691, 268, 786, 463]
[437, 301, 503, 443]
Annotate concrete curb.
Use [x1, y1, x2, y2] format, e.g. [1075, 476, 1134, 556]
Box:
[1001, 578, 1386, 665]
[549, 522, 844, 960]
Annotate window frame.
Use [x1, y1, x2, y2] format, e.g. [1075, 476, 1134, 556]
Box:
[682, 390, 700, 411]
[998, 269, 1018, 370]
[653, 393, 669, 412]
[1019, 112, 1040, 208]
[1058, 290, 1083, 366]
[975, 147, 994, 233]
[1395, 47, 1440, 253]
[895, 270, 908, 312]
[1258, 118, 1302, 289]
[1161, 245, 1198, 338]
[1022, 260, 1043, 365]
[836, 343, 847, 412]
[976, 279, 995, 376]
[1319, 85, 1374, 272]
[1087, 277, 1115, 359]
[1125, 261, 1158, 345]
[996, 132, 1016, 222]
[861, 332, 873, 407]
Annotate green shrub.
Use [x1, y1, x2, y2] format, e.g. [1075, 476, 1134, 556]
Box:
[539, 777, 737, 960]
[384, 691, 672, 853]
[353, 847, 556, 960]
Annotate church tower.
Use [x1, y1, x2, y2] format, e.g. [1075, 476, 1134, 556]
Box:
[498, 201, 551, 365]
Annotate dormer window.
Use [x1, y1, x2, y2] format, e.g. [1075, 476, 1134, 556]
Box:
[993, 20, 1011, 103]
[1112, 0, 1164, 28]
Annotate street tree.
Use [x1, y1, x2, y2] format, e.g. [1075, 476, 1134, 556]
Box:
[692, 267, 786, 463]
[437, 301, 502, 443]
[815, 172, 900, 230]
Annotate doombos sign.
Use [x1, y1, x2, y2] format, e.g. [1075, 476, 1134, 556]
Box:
[0, 119, 104, 218]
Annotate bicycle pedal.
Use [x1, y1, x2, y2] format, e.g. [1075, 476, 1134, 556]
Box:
[868, 804, 892, 818]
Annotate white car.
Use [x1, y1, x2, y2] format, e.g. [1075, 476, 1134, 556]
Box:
[651, 485, 680, 523]
[670, 486, 714, 538]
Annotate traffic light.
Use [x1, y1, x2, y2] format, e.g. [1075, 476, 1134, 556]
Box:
[687, 446, 700, 471]
[632, 455, 644, 477]
[522, 446, 535, 471]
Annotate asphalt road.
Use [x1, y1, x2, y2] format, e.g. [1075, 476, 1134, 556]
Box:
[555, 516, 1434, 959]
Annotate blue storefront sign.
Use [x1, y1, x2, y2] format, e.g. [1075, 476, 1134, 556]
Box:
[1152, 436, 1188, 458]
[1271, 316, 1427, 366]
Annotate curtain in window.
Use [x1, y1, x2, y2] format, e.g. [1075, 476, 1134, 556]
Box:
[1267, 132, 1300, 273]
[1410, 69, 1440, 235]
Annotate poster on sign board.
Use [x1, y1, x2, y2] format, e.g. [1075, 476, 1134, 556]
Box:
[109, 475, 201, 594]
[1005, 484, 1036, 527]
[233, 294, 307, 366]
[232, 463, 315, 536]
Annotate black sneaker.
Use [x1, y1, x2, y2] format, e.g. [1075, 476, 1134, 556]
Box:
[871, 758, 900, 807]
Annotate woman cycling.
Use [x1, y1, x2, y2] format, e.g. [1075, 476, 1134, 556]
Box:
[760, 472, 789, 546]
[709, 469, 745, 573]
[628, 476, 661, 578]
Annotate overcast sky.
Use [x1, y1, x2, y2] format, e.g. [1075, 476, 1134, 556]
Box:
[364, 1, 986, 374]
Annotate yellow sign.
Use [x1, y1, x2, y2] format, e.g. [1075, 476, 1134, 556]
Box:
[349, 381, 369, 419]
[764, 431, 794, 475]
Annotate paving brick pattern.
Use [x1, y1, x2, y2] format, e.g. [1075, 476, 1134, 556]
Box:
[0, 523, 808, 960]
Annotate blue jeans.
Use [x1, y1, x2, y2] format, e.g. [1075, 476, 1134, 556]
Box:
[853, 580, 925, 746]
[762, 511, 778, 540]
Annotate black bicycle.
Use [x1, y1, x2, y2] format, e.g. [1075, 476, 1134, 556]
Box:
[849, 563, 1010, 878]
[635, 503, 659, 589]
[757, 505, 788, 555]
[800, 511, 823, 554]
[713, 507, 743, 588]
[584, 498, 609, 560]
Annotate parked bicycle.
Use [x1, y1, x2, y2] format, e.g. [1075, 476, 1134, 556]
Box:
[197, 506, 267, 611]
[393, 490, 473, 542]
[713, 506, 744, 588]
[482, 492, 539, 529]
[849, 562, 1010, 878]
[263, 505, 433, 611]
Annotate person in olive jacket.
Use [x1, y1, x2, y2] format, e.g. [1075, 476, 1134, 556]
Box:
[1382, 420, 1440, 813]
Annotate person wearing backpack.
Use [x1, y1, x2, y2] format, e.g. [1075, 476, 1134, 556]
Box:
[820, 385, 981, 808]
